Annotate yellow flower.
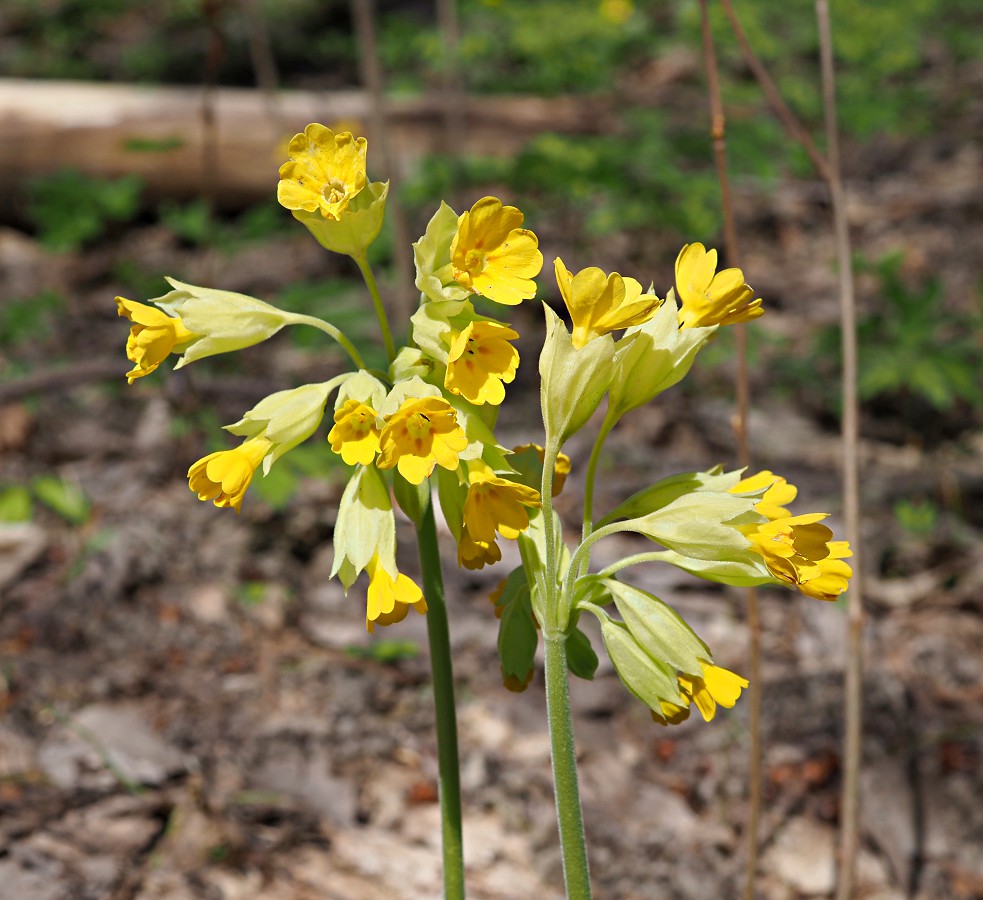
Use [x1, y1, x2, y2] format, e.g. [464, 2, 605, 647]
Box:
[444, 320, 520, 405]
[457, 526, 502, 571]
[187, 437, 272, 513]
[276, 124, 368, 220]
[450, 196, 543, 305]
[376, 396, 469, 485]
[599, 0, 633, 24]
[554, 258, 662, 349]
[795, 542, 854, 601]
[512, 443, 572, 496]
[730, 470, 797, 520]
[365, 555, 428, 633]
[675, 243, 763, 328]
[678, 661, 749, 722]
[116, 297, 198, 383]
[328, 399, 381, 466]
[462, 464, 542, 545]
[744, 514, 853, 601]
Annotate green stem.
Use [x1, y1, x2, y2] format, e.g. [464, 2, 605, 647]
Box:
[354, 253, 397, 364]
[544, 633, 593, 899]
[416, 497, 465, 900]
[540, 439, 561, 632]
[539, 440, 592, 897]
[582, 411, 616, 549]
[283, 313, 367, 370]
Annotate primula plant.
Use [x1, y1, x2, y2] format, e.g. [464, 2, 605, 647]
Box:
[116, 125, 852, 898]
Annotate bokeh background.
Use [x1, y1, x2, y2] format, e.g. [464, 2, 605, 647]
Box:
[1, 1, 981, 897]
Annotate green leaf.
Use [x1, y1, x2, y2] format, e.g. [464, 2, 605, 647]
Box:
[497, 570, 538, 691]
[565, 626, 598, 681]
[392, 470, 429, 526]
[0, 485, 33, 522]
[32, 476, 90, 525]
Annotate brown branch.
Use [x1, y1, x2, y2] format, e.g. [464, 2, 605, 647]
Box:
[697, 4, 762, 896]
[814, 2, 865, 896]
[349, 0, 415, 325]
[719, 0, 832, 184]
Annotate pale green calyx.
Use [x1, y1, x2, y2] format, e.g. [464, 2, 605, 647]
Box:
[225, 376, 349, 472]
[599, 618, 686, 710]
[601, 580, 708, 677]
[331, 464, 396, 591]
[294, 180, 389, 258]
[413, 202, 471, 304]
[599, 466, 752, 526]
[334, 370, 387, 412]
[390, 346, 434, 383]
[410, 298, 475, 364]
[154, 278, 291, 367]
[607, 289, 717, 421]
[378, 376, 442, 417]
[539, 305, 616, 447]
[615, 490, 757, 561]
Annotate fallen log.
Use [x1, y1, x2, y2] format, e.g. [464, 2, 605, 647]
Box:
[0, 78, 611, 207]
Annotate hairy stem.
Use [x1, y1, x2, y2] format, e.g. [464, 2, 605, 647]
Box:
[544, 633, 592, 899]
[539, 442, 592, 897]
[354, 253, 397, 364]
[582, 411, 616, 549]
[283, 313, 367, 370]
[416, 498, 466, 900]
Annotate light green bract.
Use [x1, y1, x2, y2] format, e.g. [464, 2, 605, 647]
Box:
[294, 180, 390, 258]
[539, 305, 616, 447]
[607, 289, 718, 421]
[225, 377, 349, 472]
[331, 464, 396, 591]
[154, 278, 292, 367]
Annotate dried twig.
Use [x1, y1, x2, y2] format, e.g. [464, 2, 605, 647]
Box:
[696, 5, 762, 895]
[718, 0, 831, 184]
[814, 2, 865, 895]
[349, 0, 415, 326]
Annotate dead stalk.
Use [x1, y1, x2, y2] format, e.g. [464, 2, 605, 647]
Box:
[349, 0, 415, 324]
[696, 4, 762, 896]
[815, 2, 865, 896]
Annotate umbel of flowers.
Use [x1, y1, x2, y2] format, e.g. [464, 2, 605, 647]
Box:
[115, 123, 852, 895]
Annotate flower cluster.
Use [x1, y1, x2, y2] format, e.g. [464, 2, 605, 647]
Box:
[115, 122, 853, 726]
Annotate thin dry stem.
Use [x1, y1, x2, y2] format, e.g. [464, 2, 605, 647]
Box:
[815, 2, 865, 896]
[697, 5, 762, 895]
[719, 0, 832, 184]
[436, 0, 467, 206]
[349, 0, 415, 325]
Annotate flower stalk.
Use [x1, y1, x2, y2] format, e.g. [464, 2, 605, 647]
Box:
[417, 496, 465, 900]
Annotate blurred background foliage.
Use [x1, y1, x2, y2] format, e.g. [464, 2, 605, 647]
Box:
[1, 0, 980, 529]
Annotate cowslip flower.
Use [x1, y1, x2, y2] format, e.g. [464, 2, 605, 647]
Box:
[376, 396, 469, 485]
[675, 243, 762, 328]
[450, 196, 542, 305]
[744, 513, 853, 601]
[512, 443, 572, 496]
[729, 470, 797, 520]
[328, 399, 381, 466]
[365, 554, 428, 633]
[656, 661, 749, 724]
[444, 320, 520, 405]
[116, 297, 198, 383]
[187, 437, 272, 513]
[554, 258, 662, 349]
[462, 463, 542, 545]
[457, 526, 503, 571]
[276, 124, 367, 220]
